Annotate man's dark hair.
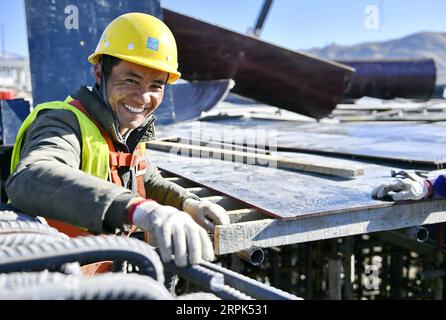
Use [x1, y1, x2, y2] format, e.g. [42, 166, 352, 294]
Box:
[101, 55, 122, 82]
[100, 54, 170, 84]
[96, 55, 122, 105]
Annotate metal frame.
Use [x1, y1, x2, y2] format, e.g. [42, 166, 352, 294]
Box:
[214, 198, 446, 254]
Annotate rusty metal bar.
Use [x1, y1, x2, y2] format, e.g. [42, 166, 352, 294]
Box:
[163, 8, 354, 119]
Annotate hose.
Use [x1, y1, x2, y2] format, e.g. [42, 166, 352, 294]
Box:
[0, 233, 68, 247]
[0, 220, 70, 247]
[0, 271, 173, 300]
[0, 220, 67, 237]
[0, 206, 44, 223]
[0, 235, 164, 282]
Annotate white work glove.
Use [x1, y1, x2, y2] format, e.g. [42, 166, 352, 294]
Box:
[182, 198, 231, 232]
[130, 200, 214, 267]
[372, 176, 431, 201]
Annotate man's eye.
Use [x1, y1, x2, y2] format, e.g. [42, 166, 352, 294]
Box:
[151, 84, 164, 90]
[126, 79, 138, 85]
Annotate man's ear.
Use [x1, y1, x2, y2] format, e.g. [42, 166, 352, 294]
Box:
[93, 62, 102, 85]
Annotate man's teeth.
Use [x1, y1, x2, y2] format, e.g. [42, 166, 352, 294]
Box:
[124, 104, 145, 114]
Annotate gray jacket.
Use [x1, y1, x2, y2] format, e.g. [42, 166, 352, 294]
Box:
[6, 86, 198, 234]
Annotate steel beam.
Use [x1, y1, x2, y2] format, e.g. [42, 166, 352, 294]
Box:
[214, 198, 446, 255]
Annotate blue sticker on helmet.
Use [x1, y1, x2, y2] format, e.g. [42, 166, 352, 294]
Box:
[147, 37, 160, 51]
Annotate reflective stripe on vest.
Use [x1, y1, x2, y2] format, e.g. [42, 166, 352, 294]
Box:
[67, 98, 147, 198]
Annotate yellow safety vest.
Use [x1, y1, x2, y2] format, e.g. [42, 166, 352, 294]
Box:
[10, 96, 147, 182]
[11, 97, 109, 180]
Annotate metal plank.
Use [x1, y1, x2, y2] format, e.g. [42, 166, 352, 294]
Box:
[184, 186, 213, 197]
[199, 195, 246, 211]
[155, 120, 446, 167]
[147, 140, 364, 177]
[338, 113, 446, 123]
[336, 100, 446, 111]
[226, 209, 266, 224]
[148, 149, 400, 220]
[160, 136, 271, 155]
[162, 9, 354, 119]
[214, 198, 446, 255]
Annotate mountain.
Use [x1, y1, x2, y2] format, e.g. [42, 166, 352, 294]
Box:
[305, 32, 446, 84]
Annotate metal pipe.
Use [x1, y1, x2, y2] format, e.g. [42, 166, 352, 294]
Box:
[163, 262, 253, 300]
[237, 247, 265, 266]
[253, 0, 274, 37]
[401, 226, 429, 243]
[201, 261, 302, 300]
[339, 59, 436, 100]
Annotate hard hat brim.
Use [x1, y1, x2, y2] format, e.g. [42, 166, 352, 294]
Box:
[88, 52, 181, 84]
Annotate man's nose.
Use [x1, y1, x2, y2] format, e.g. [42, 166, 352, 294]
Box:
[133, 91, 155, 106]
[142, 92, 155, 105]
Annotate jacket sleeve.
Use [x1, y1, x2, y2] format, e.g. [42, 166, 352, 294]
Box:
[430, 174, 446, 197]
[5, 109, 135, 234]
[144, 163, 200, 210]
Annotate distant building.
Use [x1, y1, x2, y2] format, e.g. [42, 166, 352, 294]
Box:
[0, 54, 32, 95]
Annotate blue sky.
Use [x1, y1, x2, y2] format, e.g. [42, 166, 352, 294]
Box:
[1, 0, 446, 56]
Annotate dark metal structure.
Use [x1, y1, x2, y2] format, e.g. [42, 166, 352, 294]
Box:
[155, 79, 234, 125]
[24, 0, 161, 105]
[340, 59, 437, 100]
[0, 99, 30, 145]
[162, 8, 355, 119]
[152, 165, 446, 300]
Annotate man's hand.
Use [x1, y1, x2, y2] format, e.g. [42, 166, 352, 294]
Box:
[182, 198, 230, 232]
[372, 176, 431, 201]
[130, 200, 214, 267]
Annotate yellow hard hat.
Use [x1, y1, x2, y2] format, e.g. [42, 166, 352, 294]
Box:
[88, 12, 180, 83]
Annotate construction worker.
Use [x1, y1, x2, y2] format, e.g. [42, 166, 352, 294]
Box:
[372, 172, 438, 201]
[5, 13, 230, 267]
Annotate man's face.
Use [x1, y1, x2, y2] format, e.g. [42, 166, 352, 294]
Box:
[98, 60, 168, 134]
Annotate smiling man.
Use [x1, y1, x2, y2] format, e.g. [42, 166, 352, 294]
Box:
[104, 61, 167, 132]
[6, 13, 229, 267]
